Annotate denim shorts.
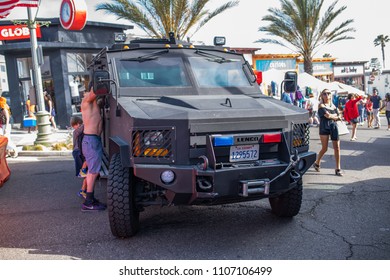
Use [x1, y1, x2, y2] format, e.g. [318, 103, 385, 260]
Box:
[319, 122, 339, 141]
[82, 134, 102, 174]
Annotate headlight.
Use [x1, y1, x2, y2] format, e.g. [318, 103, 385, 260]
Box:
[161, 170, 175, 184]
[144, 131, 164, 146]
[132, 129, 172, 158]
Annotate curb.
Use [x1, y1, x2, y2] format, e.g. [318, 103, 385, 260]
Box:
[17, 151, 73, 157]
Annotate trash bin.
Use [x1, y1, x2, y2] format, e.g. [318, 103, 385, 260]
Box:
[0, 135, 11, 188]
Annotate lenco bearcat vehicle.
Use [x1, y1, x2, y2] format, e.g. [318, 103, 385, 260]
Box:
[89, 34, 316, 238]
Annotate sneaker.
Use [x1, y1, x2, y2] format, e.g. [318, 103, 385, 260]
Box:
[79, 168, 87, 177]
[81, 200, 106, 212]
[77, 190, 87, 199]
[9, 149, 18, 158]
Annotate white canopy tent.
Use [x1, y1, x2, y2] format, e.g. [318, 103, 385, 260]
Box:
[262, 68, 286, 86]
[330, 81, 365, 96]
[298, 72, 339, 94]
[260, 68, 286, 97]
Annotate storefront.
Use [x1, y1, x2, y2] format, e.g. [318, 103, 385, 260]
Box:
[297, 57, 335, 82]
[0, 18, 132, 128]
[333, 61, 368, 92]
[252, 54, 299, 72]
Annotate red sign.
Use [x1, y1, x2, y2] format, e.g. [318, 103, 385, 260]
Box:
[60, 0, 87, 31]
[0, 25, 41, 41]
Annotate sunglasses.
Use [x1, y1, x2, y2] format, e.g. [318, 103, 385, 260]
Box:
[322, 92, 331, 96]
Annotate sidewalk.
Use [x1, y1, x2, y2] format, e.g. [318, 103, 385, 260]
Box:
[10, 127, 72, 157]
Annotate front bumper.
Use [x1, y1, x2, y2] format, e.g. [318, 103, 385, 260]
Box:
[133, 151, 316, 205]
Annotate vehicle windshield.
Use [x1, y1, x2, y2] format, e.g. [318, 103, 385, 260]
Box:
[115, 54, 251, 89]
[116, 57, 190, 87]
[188, 57, 251, 88]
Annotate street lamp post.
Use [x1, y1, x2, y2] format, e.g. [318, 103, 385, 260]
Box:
[27, 7, 52, 144]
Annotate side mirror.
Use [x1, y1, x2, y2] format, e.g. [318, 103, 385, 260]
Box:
[283, 71, 297, 93]
[93, 70, 110, 96]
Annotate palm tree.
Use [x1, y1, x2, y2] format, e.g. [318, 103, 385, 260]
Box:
[374, 34, 389, 68]
[96, 0, 239, 40]
[257, 0, 355, 74]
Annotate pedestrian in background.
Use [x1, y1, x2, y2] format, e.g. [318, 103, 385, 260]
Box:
[380, 93, 390, 131]
[371, 88, 382, 129]
[281, 91, 293, 104]
[0, 97, 18, 158]
[313, 89, 343, 176]
[305, 93, 319, 126]
[294, 86, 305, 108]
[365, 94, 373, 128]
[357, 98, 366, 125]
[70, 116, 88, 199]
[44, 91, 57, 131]
[344, 93, 363, 141]
[25, 95, 37, 133]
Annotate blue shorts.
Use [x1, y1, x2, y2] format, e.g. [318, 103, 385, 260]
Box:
[82, 134, 102, 174]
[72, 149, 84, 176]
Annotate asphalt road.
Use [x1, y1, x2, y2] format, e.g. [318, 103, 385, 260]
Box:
[0, 122, 389, 260]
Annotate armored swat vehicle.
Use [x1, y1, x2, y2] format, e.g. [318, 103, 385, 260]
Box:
[89, 34, 316, 238]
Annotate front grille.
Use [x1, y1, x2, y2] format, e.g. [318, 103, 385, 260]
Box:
[292, 123, 310, 148]
[132, 129, 173, 159]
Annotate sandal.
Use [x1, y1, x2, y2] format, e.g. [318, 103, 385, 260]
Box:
[313, 163, 320, 172]
[335, 169, 344, 176]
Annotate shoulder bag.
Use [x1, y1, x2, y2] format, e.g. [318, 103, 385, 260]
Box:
[336, 120, 349, 136]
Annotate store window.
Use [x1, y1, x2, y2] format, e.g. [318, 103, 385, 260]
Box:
[68, 74, 90, 113]
[17, 56, 52, 110]
[17, 56, 51, 79]
[66, 52, 95, 113]
[67, 52, 95, 73]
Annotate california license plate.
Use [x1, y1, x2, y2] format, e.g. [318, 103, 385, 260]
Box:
[229, 144, 259, 162]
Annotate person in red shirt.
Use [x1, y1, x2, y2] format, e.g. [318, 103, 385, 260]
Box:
[344, 93, 364, 141]
[365, 94, 373, 128]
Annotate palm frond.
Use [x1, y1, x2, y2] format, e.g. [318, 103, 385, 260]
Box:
[96, 0, 239, 40]
[257, 0, 355, 74]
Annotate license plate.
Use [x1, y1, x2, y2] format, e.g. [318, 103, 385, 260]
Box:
[229, 144, 259, 162]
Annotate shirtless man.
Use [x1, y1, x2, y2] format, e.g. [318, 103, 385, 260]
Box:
[80, 84, 105, 211]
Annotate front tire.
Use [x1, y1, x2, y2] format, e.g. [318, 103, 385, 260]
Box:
[269, 180, 303, 217]
[107, 153, 139, 238]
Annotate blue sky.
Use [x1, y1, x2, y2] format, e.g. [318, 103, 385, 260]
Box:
[2, 0, 389, 68]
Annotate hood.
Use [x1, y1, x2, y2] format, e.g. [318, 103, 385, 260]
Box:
[118, 95, 308, 132]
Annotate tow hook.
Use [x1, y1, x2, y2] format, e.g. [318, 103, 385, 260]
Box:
[290, 149, 301, 181]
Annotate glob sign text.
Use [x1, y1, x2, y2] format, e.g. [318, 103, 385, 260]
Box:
[0, 25, 41, 41]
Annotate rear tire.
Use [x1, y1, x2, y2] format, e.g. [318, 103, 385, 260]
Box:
[107, 153, 139, 238]
[269, 180, 303, 217]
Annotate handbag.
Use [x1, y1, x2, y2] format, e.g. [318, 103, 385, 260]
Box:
[336, 120, 349, 135]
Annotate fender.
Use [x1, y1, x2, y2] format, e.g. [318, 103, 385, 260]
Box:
[109, 136, 131, 167]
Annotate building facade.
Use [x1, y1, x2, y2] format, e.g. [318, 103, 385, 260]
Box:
[333, 61, 367, 92]
[0, 18, 132, 128]
[297, 57, 335, 82]
[365, 69, 390, 97]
